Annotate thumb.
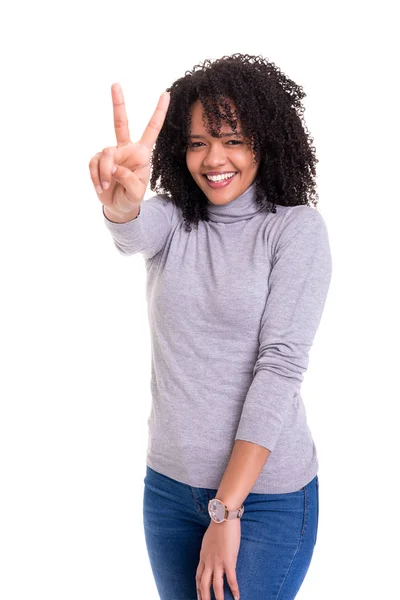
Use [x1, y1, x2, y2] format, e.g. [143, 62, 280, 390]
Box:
[111, 164, 144, 206]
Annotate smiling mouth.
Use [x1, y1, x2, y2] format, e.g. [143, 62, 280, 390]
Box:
[202, 172, 238, 189]
[203, 172, 237, 182]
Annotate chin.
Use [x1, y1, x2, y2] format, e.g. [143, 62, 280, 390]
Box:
[197, 176, 245, 203]
[204, 186, 246, 205]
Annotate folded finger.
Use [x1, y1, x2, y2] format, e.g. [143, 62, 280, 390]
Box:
[88, 153, 104, 195]
[99, 146, 118, 190]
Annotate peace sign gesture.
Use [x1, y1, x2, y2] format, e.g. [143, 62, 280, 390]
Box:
[89, 83, 170, 218]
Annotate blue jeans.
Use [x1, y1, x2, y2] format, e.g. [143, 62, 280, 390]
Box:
[143, 466, 319, 600]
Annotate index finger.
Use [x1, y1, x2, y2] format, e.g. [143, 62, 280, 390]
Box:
[111, 83, 131, 146]
[140, 91, 170, 150]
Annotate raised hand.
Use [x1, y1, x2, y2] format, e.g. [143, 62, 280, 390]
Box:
[89, 83, 170, 215]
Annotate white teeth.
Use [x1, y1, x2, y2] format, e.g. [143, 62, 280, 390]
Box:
[206, 172, 236, 182]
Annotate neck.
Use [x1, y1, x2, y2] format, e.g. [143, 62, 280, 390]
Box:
[206, 182, 264, 223]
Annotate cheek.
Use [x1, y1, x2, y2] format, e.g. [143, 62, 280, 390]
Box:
[185, 152, 194, 173]
[235, 148, 255, 170]
[186, 153, 201, 176]
[234, 160, 248, 174]
[243, 153, 259, 174]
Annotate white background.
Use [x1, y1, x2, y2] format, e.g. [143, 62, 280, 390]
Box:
[1, 1, 399, 598]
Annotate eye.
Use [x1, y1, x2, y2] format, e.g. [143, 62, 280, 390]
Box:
[188, 142, 204, 148]
[227, 140, 243, 145]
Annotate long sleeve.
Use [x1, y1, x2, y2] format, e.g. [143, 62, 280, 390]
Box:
[234, 206, 333, 453]
[102, 194, 176, 259]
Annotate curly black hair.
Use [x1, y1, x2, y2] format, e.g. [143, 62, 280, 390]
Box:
[150, 53, 319, 232]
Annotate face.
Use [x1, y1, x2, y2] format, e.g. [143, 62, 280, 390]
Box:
[185, 99, 259, 205]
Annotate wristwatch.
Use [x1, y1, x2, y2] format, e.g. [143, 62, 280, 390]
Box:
[208, 498, 245, 523]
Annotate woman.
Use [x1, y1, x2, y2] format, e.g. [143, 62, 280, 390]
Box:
[89, 53, 332, 600]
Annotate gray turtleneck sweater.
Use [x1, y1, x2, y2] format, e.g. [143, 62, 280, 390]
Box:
[102, 183, 332, 493]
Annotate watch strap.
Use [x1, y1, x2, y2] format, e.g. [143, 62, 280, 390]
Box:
[225, 505, 245, 520]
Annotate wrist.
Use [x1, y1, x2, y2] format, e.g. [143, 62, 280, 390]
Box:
[209, 518, 238, 529]
[208, 497, 245, 523]
[103, 204, 141, 223]
[216, 497, 242, 511]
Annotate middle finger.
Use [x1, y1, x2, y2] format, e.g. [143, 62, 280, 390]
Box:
[212, 572, 225, 600]
[111, 83, 131, 147]
[199, 568, 214, 600]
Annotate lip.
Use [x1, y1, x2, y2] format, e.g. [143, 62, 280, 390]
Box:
[203, 172, 238, 189]
[203, 171, 237, 176]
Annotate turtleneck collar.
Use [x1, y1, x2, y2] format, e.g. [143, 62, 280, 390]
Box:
[206, 182, 264, 223]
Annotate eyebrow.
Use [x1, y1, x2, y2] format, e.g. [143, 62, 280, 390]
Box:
[189, 132, 243, 139]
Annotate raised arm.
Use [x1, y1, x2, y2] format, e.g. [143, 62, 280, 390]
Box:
[89, 83, 170, 222]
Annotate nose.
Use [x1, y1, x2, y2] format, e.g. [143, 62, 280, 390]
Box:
[202, 142, 227, 168]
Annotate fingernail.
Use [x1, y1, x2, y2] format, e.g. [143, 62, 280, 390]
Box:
[102, 181, 109, 190]
[112, 165, 117, 174]
[95, 185, 103, 194]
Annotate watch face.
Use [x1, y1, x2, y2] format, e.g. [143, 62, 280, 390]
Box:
[208, 499, 225, 523]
